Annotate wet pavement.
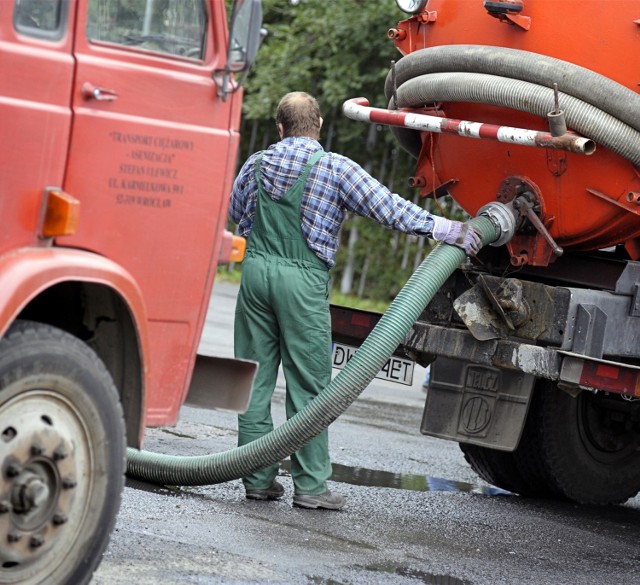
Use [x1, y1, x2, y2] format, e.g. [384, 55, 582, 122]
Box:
[92, 282, 640, 585]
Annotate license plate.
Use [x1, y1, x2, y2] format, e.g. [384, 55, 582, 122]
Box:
[331, 342, 414, 386]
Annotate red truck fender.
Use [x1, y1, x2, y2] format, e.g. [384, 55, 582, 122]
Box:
[0, 246, 150, 446]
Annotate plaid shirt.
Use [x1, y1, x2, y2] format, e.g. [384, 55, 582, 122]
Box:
[229, 137, 436, 267]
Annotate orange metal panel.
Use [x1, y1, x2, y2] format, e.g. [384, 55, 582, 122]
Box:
[0, 1, 75, 255]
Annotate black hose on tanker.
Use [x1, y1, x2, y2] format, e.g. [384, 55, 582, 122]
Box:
[383, 45, 640, 166]
[126, 209, 511, 486]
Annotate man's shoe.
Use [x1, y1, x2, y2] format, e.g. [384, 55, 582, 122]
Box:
[293, 490, 346, 510]
[245, 480, 285, 501]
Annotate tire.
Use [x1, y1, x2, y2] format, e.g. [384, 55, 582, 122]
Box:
[460, 443, 534, 496]
[535, 381, 640, 504]
[460, 384, 561, 499]
[461, 380, 640, 504]
[0, 320, 126, 584]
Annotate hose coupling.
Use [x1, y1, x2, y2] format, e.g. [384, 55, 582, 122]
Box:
[477, 201, 517, 246]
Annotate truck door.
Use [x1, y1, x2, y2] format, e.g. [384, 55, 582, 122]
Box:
[62, 0, 239, 423]
[0, 0, 75, 255]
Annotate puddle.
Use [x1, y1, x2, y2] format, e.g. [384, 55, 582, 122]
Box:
[126, 461, 510, 498]
[364, 563, 470, 585]
[281, 461, 510, 496]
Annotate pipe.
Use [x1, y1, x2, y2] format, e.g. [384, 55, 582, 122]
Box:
[383, 45, 640, 134]
[343, 97, 596, 155]
[389, 72, 640, 167]
[126, 213, 503, 486]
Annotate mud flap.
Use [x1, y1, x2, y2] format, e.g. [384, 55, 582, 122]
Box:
[184, 355, 258, 413]
[421, 357, 534, 451]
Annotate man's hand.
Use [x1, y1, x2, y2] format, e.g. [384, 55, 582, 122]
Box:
[431, 217, 483, 255]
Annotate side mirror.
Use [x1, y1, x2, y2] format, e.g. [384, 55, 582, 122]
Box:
[216, 0, 264, 100]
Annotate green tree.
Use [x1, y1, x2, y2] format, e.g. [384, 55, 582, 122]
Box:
[233, 0, 467, 304]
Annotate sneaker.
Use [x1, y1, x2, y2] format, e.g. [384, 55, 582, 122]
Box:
[293, 490, 346, 510]
[245, 480, 285, 501]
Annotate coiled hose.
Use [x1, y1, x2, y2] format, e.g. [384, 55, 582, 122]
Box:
[384, 45, 640, 165]
[126, 215, 498, 486]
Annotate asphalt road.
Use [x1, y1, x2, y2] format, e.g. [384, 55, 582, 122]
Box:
[92, 281, 640, 585]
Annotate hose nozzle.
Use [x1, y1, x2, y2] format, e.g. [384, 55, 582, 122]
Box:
[477, 201, 517, 246]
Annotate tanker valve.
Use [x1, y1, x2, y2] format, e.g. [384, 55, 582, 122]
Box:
[627, 192, 640, 205]
[513, 193, 564, 257]
[387, 28, 407, 41]
[547, 83, 567, 137]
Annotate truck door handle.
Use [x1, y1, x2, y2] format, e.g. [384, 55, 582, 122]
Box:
[81, 82, 118, 102]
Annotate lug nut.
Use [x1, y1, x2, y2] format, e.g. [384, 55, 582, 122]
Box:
[7, 531, 21, 543]
[61, 476, 77, 489]
[29, 535, 45, 548]
[6, 463, 22, 478]
[52, 513, 68, 526]
[30, 443, 45, 456]
[53, 447, 69, 461]
[0, 500, 10, 514]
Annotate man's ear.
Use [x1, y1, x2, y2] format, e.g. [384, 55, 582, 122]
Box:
[319, 117, 324, 130]
[277, 123, 284, 139]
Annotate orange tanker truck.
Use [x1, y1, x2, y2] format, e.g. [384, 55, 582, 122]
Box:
[334, 0, 640, 505]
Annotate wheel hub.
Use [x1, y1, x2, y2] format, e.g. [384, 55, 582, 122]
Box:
[1, 391, 86, 576]
[12, 471, 50, 513]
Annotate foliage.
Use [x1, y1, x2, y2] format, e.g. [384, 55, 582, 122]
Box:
[232, 0, 468, 303]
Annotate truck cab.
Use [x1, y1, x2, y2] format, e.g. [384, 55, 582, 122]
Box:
[0, 1, 261, 583]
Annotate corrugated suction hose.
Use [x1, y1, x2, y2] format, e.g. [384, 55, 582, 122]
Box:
[384, 45, 640, 166]
[126, 215, 499, 486]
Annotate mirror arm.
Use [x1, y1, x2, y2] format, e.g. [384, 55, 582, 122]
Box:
[213, 67, 239, 102]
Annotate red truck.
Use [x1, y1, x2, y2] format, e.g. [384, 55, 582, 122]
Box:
[335, 0, 640, 507]
[0, 0, 261, 583]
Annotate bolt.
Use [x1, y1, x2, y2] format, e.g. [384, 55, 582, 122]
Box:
[0, 500, 10, 514]
[53, 447, 68, 461]
[21, 478, 49, 509]
[29, 535, 45, 548]
[6, 463, 22, 478]
[30, 443, 45, 456]
[7, 532, 21, 543]
[52, 512, 68, 526]
[61, 476, 77, 489]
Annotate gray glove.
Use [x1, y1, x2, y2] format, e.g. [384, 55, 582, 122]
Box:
[431, 216, 482, 256]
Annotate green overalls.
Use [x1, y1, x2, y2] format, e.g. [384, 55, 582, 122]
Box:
[234, 150, 333, 495]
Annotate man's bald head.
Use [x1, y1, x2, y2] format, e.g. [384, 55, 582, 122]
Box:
[276, 92, 322, 140]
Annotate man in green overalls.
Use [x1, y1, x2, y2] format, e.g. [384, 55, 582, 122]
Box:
[229, 92, 481, 510]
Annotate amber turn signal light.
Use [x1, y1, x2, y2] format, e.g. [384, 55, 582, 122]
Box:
[230, 235, 246, 263]
[41, 189, 80, 238]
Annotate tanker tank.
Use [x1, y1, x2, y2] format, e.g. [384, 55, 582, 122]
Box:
[385, 0, 640, 266]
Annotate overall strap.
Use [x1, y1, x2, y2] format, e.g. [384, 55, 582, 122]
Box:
[253, 149, 325, 195]
[294, 149, 325, 187]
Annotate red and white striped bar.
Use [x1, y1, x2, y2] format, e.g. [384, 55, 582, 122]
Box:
[343, 97, 596, 155]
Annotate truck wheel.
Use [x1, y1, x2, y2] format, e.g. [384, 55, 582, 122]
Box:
[460, 444, 532, 496]
[534, 381, 640, 505]
[0, 320, 126, 584]
[462, 380, 640, 504]
[460, 382, 563, 499]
